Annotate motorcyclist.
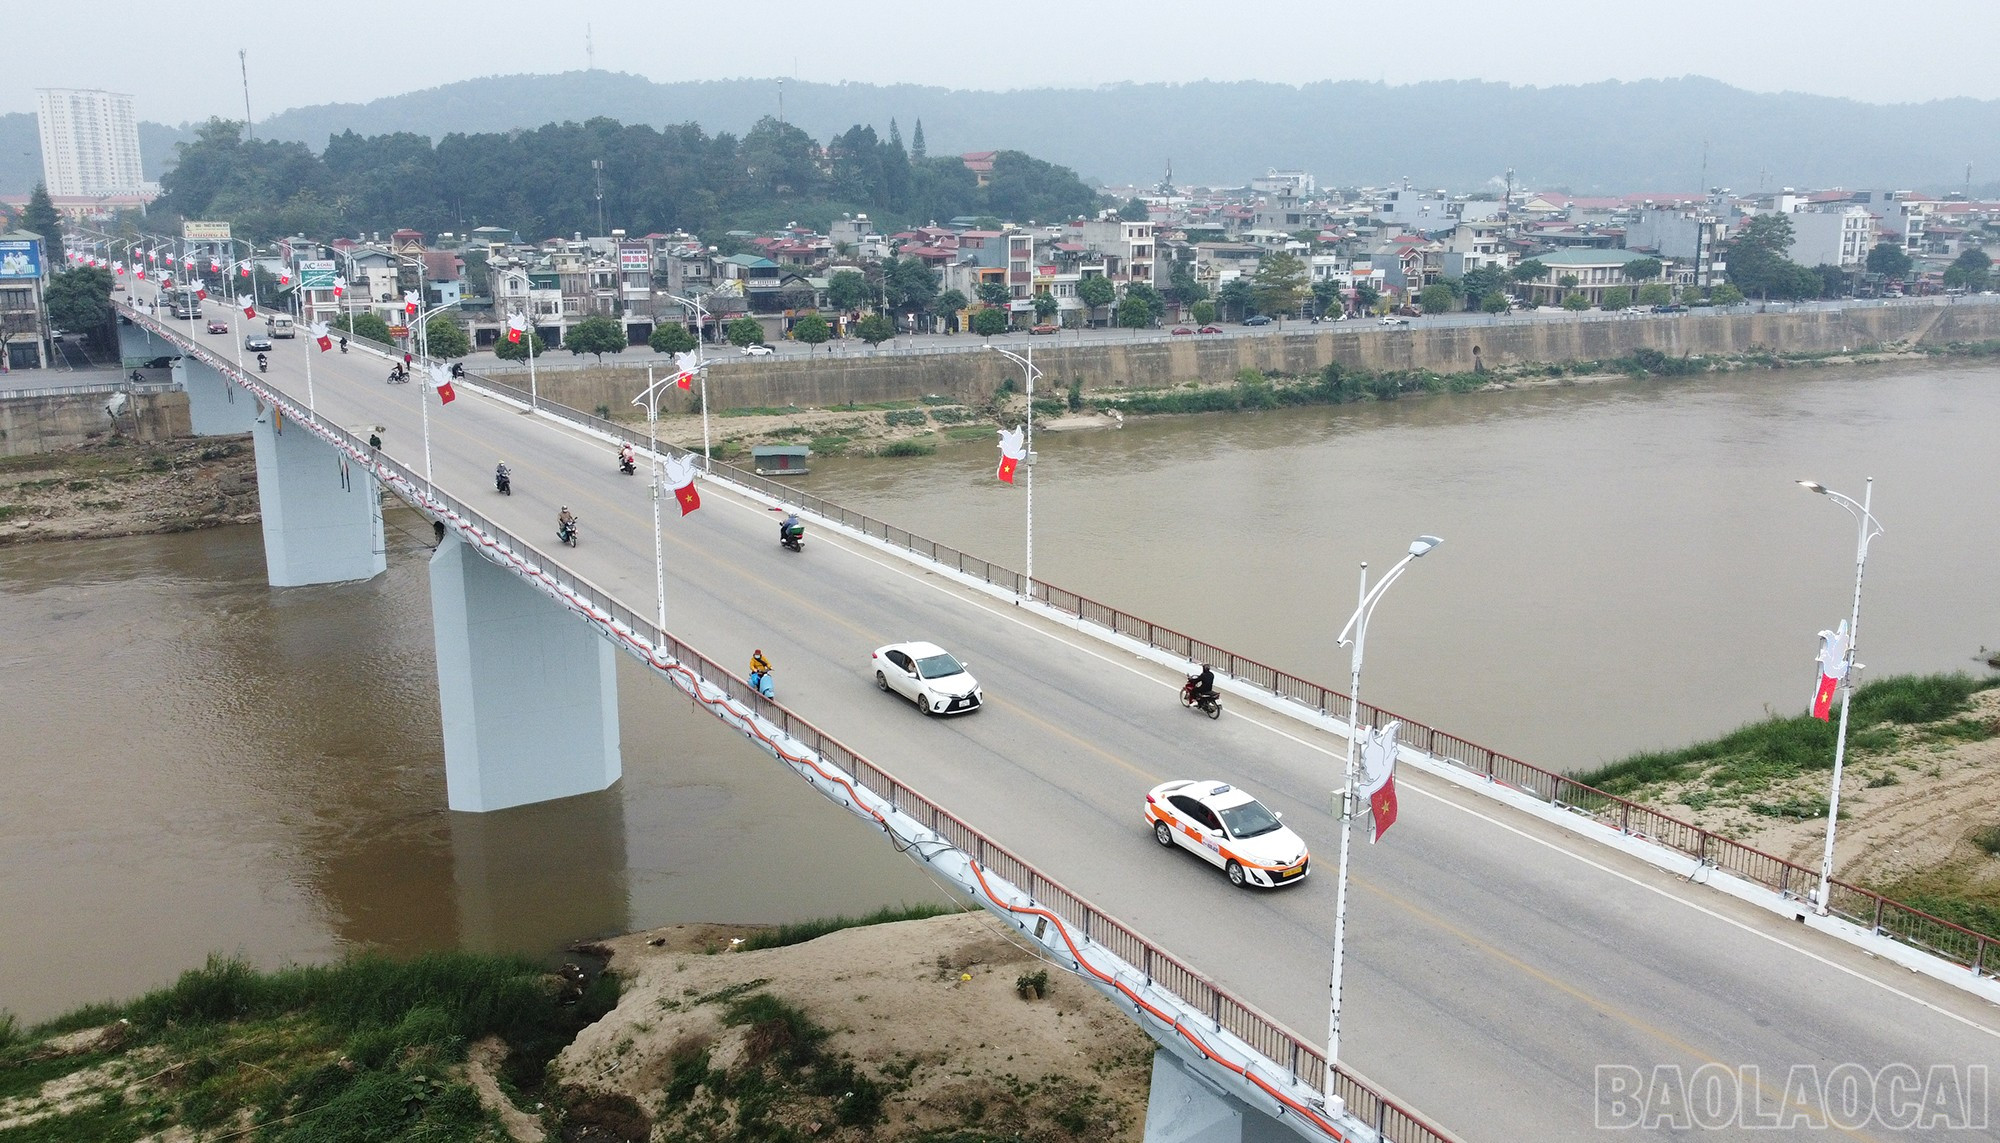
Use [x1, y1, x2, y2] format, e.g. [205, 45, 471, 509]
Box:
[557, 504, 576, 531]
[494, 461, 511, 492]
[750, 648, 771, 677]
[619, 442, 637, 473]
[338, 335, 349, 353]
[256, 352, 268, 373]
[780, 512, 803, 543]
[1191, 663, 1216, 702]
[449, 362, 465, 379]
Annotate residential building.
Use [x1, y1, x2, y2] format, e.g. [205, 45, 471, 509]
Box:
[1623, 207, 1729, 262]
[35, 88, 147, 198]
[1, 231, 49, 371]
[1067, 218, 1158, 289]
[1374, 189, 1501, 233]
[1250, 169, 1316, 196]
[1848, 190, 1931, 253]
[1439, 220, 1512, 278]
[1788, 206, 1875, 268]
[1520, 249, 1670, 306]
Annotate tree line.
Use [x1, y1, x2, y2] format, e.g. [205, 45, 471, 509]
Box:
[150, 117, 1105, 244]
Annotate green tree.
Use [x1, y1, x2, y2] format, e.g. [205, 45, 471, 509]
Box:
[1077, 274, 1115, 325]
[1352, 282, 1381, 312]
[1637, 283, 1674, 307]
[424, 312, 470, 359]
[1418, 283, 1458, 314]
[976, 280, 1010, 307]
[1118, 196, 1149, 222]
[1815, 264, 1850, 298]
[1562, 291, 1591, 311]
[1711, 283, 1746, 306]
[1624, 257, 1663, 281]
[23, 184, 63, 266]
[1124, 281, 1165, 318]
[971, 305, 1009, 339]
[791, 312, 831, 355]
[566, 314, 627, 358]
[1250, 251, 1308, 321]
[45, 267, 114, 344]
[726, 315, 767, 348]
[493, 326, 546, 360]
[1116, 294, 1152, 329]
[1191, 299, 1217, 325]
[934, 287, 968, 332]
[1033, 292, 1058, 323]
[1944, 248, 1992, 292]
[1481, 290, 1510, 313]
[1459, 265, 1506, 306]
[649, 323, 697, 355]
[855, 313, 896, 345]
[1512, 259, 1547, 284]
[336, 311, 394, 344]
[1311, 278, 1344, 317]
[1217, 277, 1254, 320]
[1726, 213, 1797, 298]
[1600, 286, 1632, 311]
[1558, 274, 1580, 290]
[826, 269, 871, 312]
[880, 255, 939, 318]
[1865, 242, 1912, 279]
[1166, 259, 1208, 306]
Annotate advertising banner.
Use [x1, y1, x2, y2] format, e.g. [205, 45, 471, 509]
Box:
[0, 238, 43, 279]
[619, 245, 650, 271]
[298, 260, 338, 289]
[182, 221, 233, 242]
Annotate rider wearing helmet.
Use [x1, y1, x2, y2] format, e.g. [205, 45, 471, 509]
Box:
[1193, 663, 1216, 702]
[557, 504, 576, 531]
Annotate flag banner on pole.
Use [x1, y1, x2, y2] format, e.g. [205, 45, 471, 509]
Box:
[279, 271, 290, 286]
[426, 363, 456, 405]
[506, 313, 528, 344]
[1357, 720, 1402, 843]
[996, 425, 1026, 483]
[134, 265, 145, 279]
[403, 291, 420, 317]
[332, 276, 346, 298]
[196, 287, 207, 300]
[239, 264, 250, 277]
[210, 258, 221, 272]
[239, 298, 256, 318]
[1812, 621, 1851, 720]
[672, 350, 699, 390]
[311, 321, 331, 351]
[665, 454, 701, 515]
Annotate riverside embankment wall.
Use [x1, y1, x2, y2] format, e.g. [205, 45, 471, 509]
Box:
[0, 391, 190, 457]
[492, 301, 2000, 417]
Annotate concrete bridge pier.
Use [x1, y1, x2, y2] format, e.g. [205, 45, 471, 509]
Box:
[429, 533, 622, 812]
[1144, 1049, 1299, 1143]
[181, 357, 259, 435]
[248, 408, 387, 586]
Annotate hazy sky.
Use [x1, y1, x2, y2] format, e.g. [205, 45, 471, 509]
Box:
[22, 0, 2000, 124]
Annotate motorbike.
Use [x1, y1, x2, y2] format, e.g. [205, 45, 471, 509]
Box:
[256, 355, 268, 374]
[338, 338, 348, 354]
[618, 452, 637, 475]
[557, 517, 579, 547]
[494, 465, 511, 495]
[1181, 676, 1222, 720]
[449, 362, 466, 379]
[387, 366, 409, 385]
[780, 520, 805, 552]
[748, 668, 775, 699]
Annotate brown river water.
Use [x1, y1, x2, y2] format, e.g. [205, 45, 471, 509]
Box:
[3, 361, 1996, 1024]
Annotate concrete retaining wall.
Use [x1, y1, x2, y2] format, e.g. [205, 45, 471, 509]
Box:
[501, 302, 2000, 417]
[0, 391, 191, 456]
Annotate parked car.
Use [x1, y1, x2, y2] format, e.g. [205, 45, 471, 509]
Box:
[1144, 779, 1310, 889]
[206, 319, 229, 334]
[1242, 315, 1273, 326]
[1378, 316, 1410, 327]
[1030, 323, 1059, 335]
[871, 641, 982, 716]
[244, 335, 273, 352]
[741, 343, 773, 356]
[139, 355, 178, 369]
[1197, 325, 1222, 334]
[1652, 304, 1688, 314]
[47, 328, 66, 343]
[1170, 326, 1193, 335]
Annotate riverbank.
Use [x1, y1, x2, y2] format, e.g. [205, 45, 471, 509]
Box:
[0, 434, 259, 545]
[0, 910, 1154, 1143]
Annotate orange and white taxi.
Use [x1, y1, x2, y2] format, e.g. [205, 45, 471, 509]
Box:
[1144, 779, 1310, 889]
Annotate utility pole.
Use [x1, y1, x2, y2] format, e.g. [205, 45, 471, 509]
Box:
[592, 160, 605, 238]
[239, 50, 254, 140]
[778, 77, 785, 124]
[586, 23, 594, 70]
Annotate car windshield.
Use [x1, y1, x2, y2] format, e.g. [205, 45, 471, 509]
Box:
[1215, 799, 1283, 839]
[914, 652, 964, 680]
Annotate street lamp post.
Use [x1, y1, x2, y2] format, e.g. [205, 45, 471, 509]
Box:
[1797, 478, 1884, 916]
[1325, 534, 1441, 1094]
[662, 293, 715, 471]
[631, 362, 695, 631]
[985, 343, 1040, 585]
[409, 297, 466, 484]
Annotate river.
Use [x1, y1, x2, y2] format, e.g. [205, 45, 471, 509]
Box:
[3, 359, 1995, 1025]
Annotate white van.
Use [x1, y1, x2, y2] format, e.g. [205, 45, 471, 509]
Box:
[266, 314, 296, 338]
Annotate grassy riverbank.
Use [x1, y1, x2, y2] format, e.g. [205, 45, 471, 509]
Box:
[1575, 671, 2000, 937]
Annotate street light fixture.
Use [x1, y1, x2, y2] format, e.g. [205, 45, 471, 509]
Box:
[632, 360, 700, 631]
[661, 293, 716, 470]
[1325, 533, 1441, 1093]
[985, 342, 1042, 586]
[1797, 478, 1884, 916]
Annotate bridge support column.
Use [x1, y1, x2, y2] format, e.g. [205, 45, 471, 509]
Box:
[249, 410, 386, 586]
[1144, 1049, 1294, 1143]
[182, 357, 259, 435]
[429, 533, 621, 812]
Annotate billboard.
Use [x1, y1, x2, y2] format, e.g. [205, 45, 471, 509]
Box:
[182, 221, 232, 242]
[298, 259, 338, 289]
[0, 238, 43, 279]
[619, 244, 650, 271]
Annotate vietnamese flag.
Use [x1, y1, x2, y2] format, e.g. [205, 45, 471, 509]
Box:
[134, 265, 145, 279]
[332, 277, 345, 298]
[665, 455, 701, 515]
[1357, 720, 1402, 843]
[210, 258, 221, 272]
[310, 321, 331, 351]
[427, 363, 456, 405]
[403, 291, 420, 317]
[1811, 621, 1851, 721]
[995, 424, 1025, 483]
[1811, 674, 1839, 720]
[279, 271, 290, 285]
[672, 350, 699, 389]
[240, 297, 256, 318]
[195, 287, 207, 301]
[239, 264, 251, 278]
[506, 313, 528, 344]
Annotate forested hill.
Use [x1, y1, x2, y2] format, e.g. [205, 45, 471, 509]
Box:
[238, 72, 2000, 192]
[150, 116, 1102, 242]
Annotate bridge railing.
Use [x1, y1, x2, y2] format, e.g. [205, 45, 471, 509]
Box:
[436, 345, 1999, 986]
[123, 302, 1456, 1143]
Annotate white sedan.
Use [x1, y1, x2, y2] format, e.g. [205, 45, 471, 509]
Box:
[741, 343, 774, 356]
[1144, 779, 1310, 889]
[871, 641, 982, 716]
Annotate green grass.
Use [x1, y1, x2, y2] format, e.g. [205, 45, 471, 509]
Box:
[1575, 672, 2000, 796]
[735, 902, 965, 952]
[884, 408, 930, 427]
[947, 425, 994, 441]
[876, 439, 936, 457]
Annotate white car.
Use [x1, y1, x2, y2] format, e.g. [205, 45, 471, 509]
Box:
[1144, 779, 1310, 889]
[1378, 316, 1410, 326]
[741, 343, 774, 356]
[871, 641, 982, 716]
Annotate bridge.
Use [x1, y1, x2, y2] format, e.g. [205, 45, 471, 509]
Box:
[111, 288, 2000, 1142]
